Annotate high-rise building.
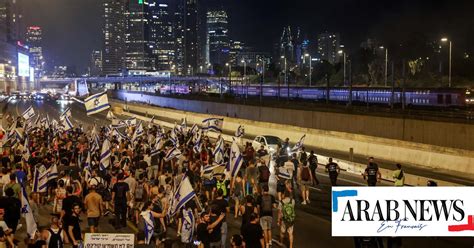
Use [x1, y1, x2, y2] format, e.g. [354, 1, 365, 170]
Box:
[90, 50, 103, 76]
[148, 1, 174, 72]
[25, 26, 44, 77]
[317, 32, 341, 64]
[0, 0, 23, 43]
[125, 0, 155, 71]
[280, 26, 295, 65]
[206, 8, 229, 66]
[102, 0, 127, 75]
[173, 0, 185, 74]
[184, 0, 199, 75]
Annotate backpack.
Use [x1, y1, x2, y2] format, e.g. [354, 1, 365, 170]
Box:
[259, 166, 270, 182]
[261, 195, 273, 214]
[396, 170, 404, 180]
[281, 199, 295, 225]
[301, 166, 310, 181]
[114, 183, 127, 201]
[135, 183, 146, 202]
[48, 228, 63, 248]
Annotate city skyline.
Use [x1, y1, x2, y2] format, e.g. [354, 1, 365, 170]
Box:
[20, 0, 474, 73]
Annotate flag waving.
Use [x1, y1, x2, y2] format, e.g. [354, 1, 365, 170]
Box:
[235, 125, 245, 138]
[165, 147, 182, 161]
[22, 106, 35, 120]
[100, 139, 111, 170]
[228, 141, 243, 178]
[61, 115, 74, 131]
[291, 134, 306, 152]
[168, 176, 196, 217]
[21, 186, 38, 239]
[202, 118, 224, 133]
[84, 91, 110, 115]
[213, 137, 225, 164]
[60, 107, 72, 121]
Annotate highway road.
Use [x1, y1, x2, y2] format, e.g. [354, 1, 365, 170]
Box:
[3, 99, 474, 247]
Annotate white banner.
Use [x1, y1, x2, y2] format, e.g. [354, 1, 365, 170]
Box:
[84, 233, 134, 248]
[332, 187, 474, 237]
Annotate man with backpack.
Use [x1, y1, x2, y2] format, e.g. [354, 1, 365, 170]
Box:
[44, 215, 66, 248]
[112, 173, 130, 229]
[134, 173, 149, 224]
[392, 163, 405, 186]
[308, 151, 319, 186]
[363, 157, 381, 186]
[298, 160, 312, 205]
[325, 158, 340, 186]
[278, 192, 295, 248]
[257, 185, 276, 248]
[257, 158, 270, 194]
[84, 184, 103, 233]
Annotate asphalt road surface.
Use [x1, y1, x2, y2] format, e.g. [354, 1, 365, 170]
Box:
[4, 99, 474, 248]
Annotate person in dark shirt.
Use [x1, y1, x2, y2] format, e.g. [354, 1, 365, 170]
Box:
[65, 203, 82, 248]
[196, 212, 211, 248]
[325, 158, 341, 186]
[241, 213, 264, 248]
[210, 189, 229, 246]
[61, 186, 81, 221]
[2, 188, 21, 234]
[112, 173, 130, 228]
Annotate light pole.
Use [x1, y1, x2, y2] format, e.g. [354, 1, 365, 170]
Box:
[379, 46, 388, 87]
[304, 54, 312, 86]
[441, 37, 452, 87]
[226, 63, 232, 95]
[280, 56, 288, 99]
[338, 50, 347, 86]
[241, 59, 247, 98]
[260, 59, 265, 103]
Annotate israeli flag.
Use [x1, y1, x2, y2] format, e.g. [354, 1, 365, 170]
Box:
[291, 134, 306, 152]
[111, 119, 126, 129]
[179, 118, 187, 134]
[112, 128, 128, 142]
[60, 107, 72, 121]
[189, 124, 199, 136]
[150, 136, 163, 157]
[100, 139, 111, 170]
[141, 210, 154, 245]
[148, 116, 155, 129]
[168, 176, 196, 217]
[84, 91, 110, 115]
[132, 122, 145, 142]
[181, 208, 195, 244]
[22, 106, 35, 120]
[235, 125, 245, 138]
[170, 126, 178, 146]
[47, 163, 59, 181]
[90, 134, 100, 152]
[278, 167, 292, 180]
[202, 118, 223, 133]
[106, 110, 116, 120]
[165, 147, 181, 161]
[125, 117, 137, 127]
[32, 165, 49, 193]
[84, 152, 92, 183]
[213, 137, 225, 164]
[61, 115, 74, 131]
[193, 139, 202, 154]
[228, 141, 243, 178]
[20, 185, 38, 239]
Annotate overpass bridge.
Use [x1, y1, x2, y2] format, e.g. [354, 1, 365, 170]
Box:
[39, 76, 229, 96]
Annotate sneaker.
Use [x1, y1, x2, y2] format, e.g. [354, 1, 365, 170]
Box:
[306, 199, 311, 204]
[302, 201, 307, 205]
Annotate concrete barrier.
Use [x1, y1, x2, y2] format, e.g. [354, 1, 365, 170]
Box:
[112, 102, 463, 186]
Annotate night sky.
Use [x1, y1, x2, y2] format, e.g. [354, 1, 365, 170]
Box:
[21, 0, 474, 73]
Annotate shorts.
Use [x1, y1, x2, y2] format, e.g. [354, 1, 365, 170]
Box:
[203, 184, 216, 192]
[88, 217, 100, 227]
[280, 222, 294, 234]
[277, 182, 286, 193]
[135, 201, 145, 211]
[260, 216, 273, 230]
[259, 182, 269, 190]
[300, 180, 311, 187]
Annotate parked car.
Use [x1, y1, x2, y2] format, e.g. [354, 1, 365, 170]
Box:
[252, 135, 283, 154]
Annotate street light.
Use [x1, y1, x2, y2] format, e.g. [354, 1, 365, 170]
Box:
[281, 56, 288, 99]
[241, 59, 247, 98]
[226, 63, 231, 94]
[379, 46, 388, 87]
[304, 53, 312, 86]
[338, 50, 346, 86]
[259, 59, 265, 103]
[441, 37, 452, 87]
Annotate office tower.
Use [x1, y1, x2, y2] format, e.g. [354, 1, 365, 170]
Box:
[206, 8, 229, 66]
[317, 32, 341, 64]
[0, 0, 22, 43]
[102, 0, 127, 75]
[90, 50, 103, 76]
[25, 26, 44, 77]
[184, 0, 199, 74]
[149, 1, 175, 72]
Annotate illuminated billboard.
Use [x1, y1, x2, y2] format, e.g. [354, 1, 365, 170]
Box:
[18, 53, 30, 77]
[30, 67, 35, 82]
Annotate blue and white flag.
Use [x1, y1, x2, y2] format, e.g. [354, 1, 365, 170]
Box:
[179, 118, 187, 134]
[150, 136, 163, 157]
[235, 125, 245, 138]
[90, 134, 100, 152]
[228, 141, 243, 178]
[112, 128, 128, 142]
[100, 139, 111, 170]
[106, 110, 116, 120]
[189, 124, 199, 136]
[132, 122, 144, 142]
[148, 116, 155, 129]
[20, 185, 38, 239]
[84, 152, 92, 183]
[165, 147, 181, 162]
[291, 134, 306, 152]
[168, 176, 196, 217]
[60, 107, 72, 121]
[201, 163, 226, 179]
[181, 208, 195, 244]
[193, 139, 202, 154]
[47, 163, 59, 181]
[202, 118, 224, 133]
[32, 165, 49, 193]
[277, 167, 292, 180]
[22, 106, 35, 120]
[61, 115, 74, 131]
[169, 126, 178, 146]
[125, 117, 137, 127]
[141, 210, 154, 245]
[84, 91, 110, 115]
[111, 119, 126, 129]
[213, 137, 225, 164]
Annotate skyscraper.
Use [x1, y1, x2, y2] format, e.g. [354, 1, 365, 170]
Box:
[102, 0, 127, 75]
[184, 0, 199, 74]
[25, 26, 44, 77]
[280, 26, 295, 65]
[125, 0, 155, 71]
[0, 0, 23, 43]
[317, 32, 341, 64]
[90, 50, 103, 76]
[173, 0, 185, 74]
[149, 1, 176, 72]
[206, 8, 229, 66]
